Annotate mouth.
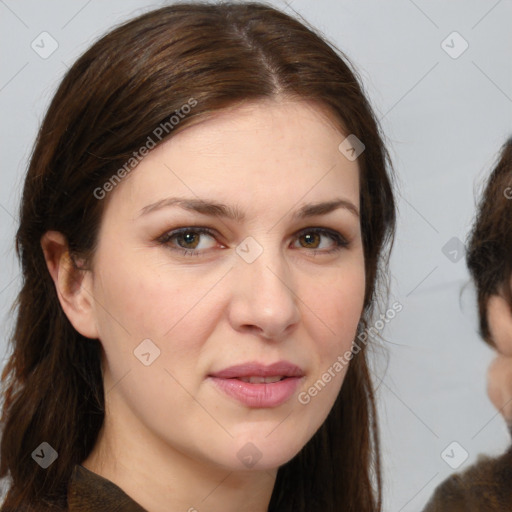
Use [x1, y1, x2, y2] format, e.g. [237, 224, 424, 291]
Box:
[209, 360, 305, 380]
[237, 376, 286, 384]
[208, 361, 305, 408]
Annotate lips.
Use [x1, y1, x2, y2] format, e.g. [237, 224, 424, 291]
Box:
[209, 361, 304, 379]
[208, 361, 305, 408]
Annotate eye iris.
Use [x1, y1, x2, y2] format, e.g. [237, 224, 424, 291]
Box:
[301, 232, 320, 248]
[179, 232, 200, 249]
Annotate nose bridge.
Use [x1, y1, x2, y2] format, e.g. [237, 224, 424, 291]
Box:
[230, 234, 300, 338]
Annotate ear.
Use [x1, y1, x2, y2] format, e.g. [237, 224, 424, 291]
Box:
[486, 294, 512, 356]
[40, 231, 99, 339]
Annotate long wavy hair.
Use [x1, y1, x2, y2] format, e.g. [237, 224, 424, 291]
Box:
[0, 2, 395, 511]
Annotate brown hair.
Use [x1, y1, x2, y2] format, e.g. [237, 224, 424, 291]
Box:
[467, 138, 512, 344]
[0, 2, 395, 510]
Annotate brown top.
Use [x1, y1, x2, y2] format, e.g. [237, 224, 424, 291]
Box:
[67, 465, 147, 512]
[422, 445, 512, 512]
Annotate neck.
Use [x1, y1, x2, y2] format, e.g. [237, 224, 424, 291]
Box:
[81, 399, 277, 512]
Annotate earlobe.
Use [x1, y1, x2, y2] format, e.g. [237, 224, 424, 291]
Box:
[486, 294, 512, 357]
[40, 231, 99, 339]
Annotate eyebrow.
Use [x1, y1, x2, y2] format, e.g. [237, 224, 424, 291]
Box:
[138, 197, 359, 220]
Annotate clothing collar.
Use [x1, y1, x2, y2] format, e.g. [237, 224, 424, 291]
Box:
[67, 464, 147, 511]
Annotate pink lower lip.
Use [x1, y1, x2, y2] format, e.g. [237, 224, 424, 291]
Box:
[209, 376, 302, 408]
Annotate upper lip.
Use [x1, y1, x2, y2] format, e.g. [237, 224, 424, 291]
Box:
[209, 361, 304, 379]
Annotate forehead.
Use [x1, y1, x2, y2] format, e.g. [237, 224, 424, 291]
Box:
[169, 98, 348, 158]
[105, 99, 360, 218]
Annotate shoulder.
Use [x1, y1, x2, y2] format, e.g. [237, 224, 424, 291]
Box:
[422, 446, 512, 512]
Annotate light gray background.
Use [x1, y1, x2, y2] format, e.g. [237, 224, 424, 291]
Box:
[1, 0, 511, 510]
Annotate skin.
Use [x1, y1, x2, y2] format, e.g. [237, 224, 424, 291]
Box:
[486, 293, 512, 424]
[41, 98, 365, 512]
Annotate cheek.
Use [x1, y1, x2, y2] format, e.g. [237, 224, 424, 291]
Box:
[308, 261, 366, 358]
[91, 259, 214, 428]
[487, 356, 512, 421]
[297, 259, 365, 415]
[93, 251, 213, 341]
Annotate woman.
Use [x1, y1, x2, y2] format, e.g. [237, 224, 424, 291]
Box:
[423, 139, 512, 511]
[0, 2, 395, 511]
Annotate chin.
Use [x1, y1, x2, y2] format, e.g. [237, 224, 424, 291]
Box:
[220, 432, 308, 472]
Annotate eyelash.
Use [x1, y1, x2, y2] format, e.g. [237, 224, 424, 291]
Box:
[157, 226, 349, 257]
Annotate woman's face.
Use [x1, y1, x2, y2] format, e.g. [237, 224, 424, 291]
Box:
[85, 99, 365, 471]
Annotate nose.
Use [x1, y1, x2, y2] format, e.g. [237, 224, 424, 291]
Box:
[227, 242, 301, 341]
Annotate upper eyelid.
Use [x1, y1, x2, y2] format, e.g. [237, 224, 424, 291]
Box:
[161, 225, 344, 236]
[159, 225, 348, 246]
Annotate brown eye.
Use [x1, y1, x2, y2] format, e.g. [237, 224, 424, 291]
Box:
[293, 228, 349, 255]
[175, 231, 202, 249]
[298, 232, 321, 249]
[158, 227, 219, 256]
